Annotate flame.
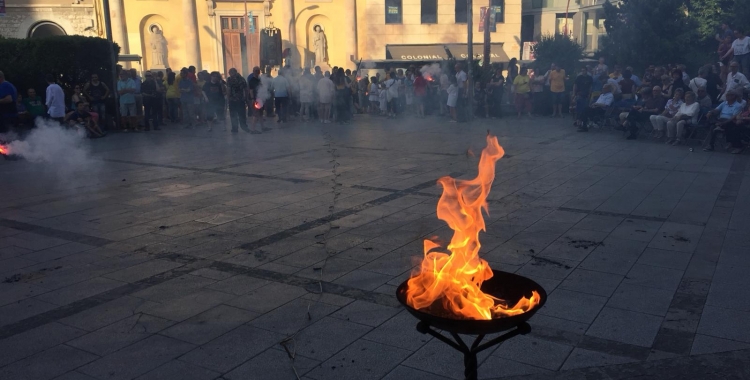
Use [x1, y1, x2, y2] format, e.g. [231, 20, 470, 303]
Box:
[0, 145, 8, 155]
[423, 73, 434, 82]
[254, 101, 263, 110]
[406, 135, 540, 320]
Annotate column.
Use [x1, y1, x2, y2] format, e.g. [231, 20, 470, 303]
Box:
[344, 0, 357, 69]
[109, 0, 129, 54]
[183, 0, 202, 69]
[281, 0, 295, 66]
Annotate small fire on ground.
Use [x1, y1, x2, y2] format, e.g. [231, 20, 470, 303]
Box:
[406, 135, 540, 320]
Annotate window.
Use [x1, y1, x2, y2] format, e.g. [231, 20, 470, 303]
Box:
[531, 0, 546, 9]
[422, 0, 437, 24]
[386, 0, 402, 24]
[455, 0, 467, 23]
[584, 12, 595, 51]
[28, 22, 66, 39]
[556, 13, 574, 36]
[491, 0, 504, 23]
[596, 11, 607, 45]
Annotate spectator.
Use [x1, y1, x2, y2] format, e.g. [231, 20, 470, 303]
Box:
[71, 85, 86, 111]
[202, 71, 227, 132]
[696, 87, 713, 110]
[65, 101, 105, 137]
[627, 66, 642, 87]
[0, 71, 18, 132]
[572, 66, 593, 124]
[165, 72, 180, 123]
[577, 84, 614, 132]
[619, 70, 637, 100]
[678, 64, 690, 83]
[513, 66, 532, 118]
[368, 77, 379, 115]
[246, 66, 266, 133]
[650, 88, 684, 139]
[717, 22, 734, 41]
[665, 91, 700, 145]
[140, 71, 159, 131]
[667, 69, 688, 98]
[45, 74, 66, 123]
[624, 86, 666, 139]
[22, 88, 46, 124]
[722, 27, 750, 76]
[273, 69, 291, 123]
[154, 71, 165, 128]
[609, 65, 623, 81]
[488, 67, 505, 118]
[704, 90, 745, 151]
[225, 68, 251, 133]
[689, 67, 708, 94]
[413, 72, 427, 118]
[83, 73, 110, 130]
[593, 57, 608, 77]
[721, 61, 750, 100]
[116, 70, 137, 132]
[447, 75, 458, 122]
[299, 69, 314, 122]
[549, 63, 566, 117]
[178, 68, 195, 128]
[384, 71, 400, 118]
[722, 100, 750, 154]
[705, 63, 724, 102]
[718, 35, 733, 82]
[129, 69, 143, 128]
[317, 70, 334, 123]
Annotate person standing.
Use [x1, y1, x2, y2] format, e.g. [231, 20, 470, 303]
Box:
[84, 73, 110, 130]
[720, 61, 750, 101]
[203, 71, 227, 132]
[273, 69, 291, 123]
[226, 68, 251, 133]
[140, 71, 159, 131]
[455, 63, 468, 121]
[23, 88, 46, 124]
[129, 69, 144, 128]
[45, 74, 66, 124]
[116, 70, 137, 132]
[548, 63, 566, 117]
[0, 71, 18, 132]
[317, 71, 334, 123]
[488, 67, 505, 118]
[299, 70, 314, 122]
[165, 72, 181, 123]
[246, 66, 265, 133]
[413, 73, 427, 118]
[722, 28, 750, 77]
[154, 71, 166, 128]
[178, 69, 195, 128]
[572, 66, 593, 124]
[593, 57, 608, 77]
[512, 67, 532, 118]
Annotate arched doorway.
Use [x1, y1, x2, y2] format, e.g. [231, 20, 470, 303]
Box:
[28, 22, 67, 39]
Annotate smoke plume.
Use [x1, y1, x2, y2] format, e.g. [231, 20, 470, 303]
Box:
[420, 63, 442, 80]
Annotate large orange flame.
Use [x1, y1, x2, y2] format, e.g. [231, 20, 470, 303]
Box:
[406, 135, 540, 320]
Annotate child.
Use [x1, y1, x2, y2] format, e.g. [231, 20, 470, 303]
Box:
[369, 77, 379, 114]
[447, 76, 458, 122]
[379, 82, 388, 115]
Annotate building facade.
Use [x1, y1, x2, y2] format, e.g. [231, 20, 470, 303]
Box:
[0, 0, 103, 40]
[0, 0, 522, 75]
[520, 0, 610, 55]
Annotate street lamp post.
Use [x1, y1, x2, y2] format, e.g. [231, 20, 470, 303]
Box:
[466, 0, 473, 120]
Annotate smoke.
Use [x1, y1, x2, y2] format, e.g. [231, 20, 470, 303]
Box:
[1, 118, 100, 180]
[420, 63, 442, 80]
[360, 61, 378, 70]
[253, 74, 272, 108]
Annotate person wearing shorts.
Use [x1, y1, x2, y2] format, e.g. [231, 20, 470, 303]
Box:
[202, 72, 226, 131]
[117, 70, 137, 131]
[548, 63, 566, 117]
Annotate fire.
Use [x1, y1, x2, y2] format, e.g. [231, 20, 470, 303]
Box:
[254, 100, 263, 110]
[0, 145, 8, 155]
[406, 135, 540, 320]
[423, 73, 434, 82]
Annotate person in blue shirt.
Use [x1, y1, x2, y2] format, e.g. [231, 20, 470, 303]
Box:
[704, 90, 745, 151]
[178, 69, 195, 127]
[0, 71, 18, 133]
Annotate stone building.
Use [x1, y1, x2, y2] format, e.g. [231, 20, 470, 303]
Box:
[0, 0, 102, 39]
[0, 0, 523, 75]
[520, 0, 611, 55]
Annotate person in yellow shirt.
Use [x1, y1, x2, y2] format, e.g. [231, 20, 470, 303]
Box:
[165, 72, 181, 122]
[549, 63, 566, 117]
[513, 67, 532, 117]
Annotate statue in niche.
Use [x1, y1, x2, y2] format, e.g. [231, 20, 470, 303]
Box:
[312, 25, 327, 65]
[264, 0, 272, 17]
[149, 25, 168, 69]
[206, 0, 216, 17]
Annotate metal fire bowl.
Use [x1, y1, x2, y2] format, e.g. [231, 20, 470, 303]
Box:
[396, 270, 547, 335]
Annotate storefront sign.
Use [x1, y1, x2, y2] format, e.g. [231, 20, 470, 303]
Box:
[522, 41, 537, 61]
[479, 7, 497, 32]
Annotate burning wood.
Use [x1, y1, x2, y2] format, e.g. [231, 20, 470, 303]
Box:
[405, 135, 540, 320]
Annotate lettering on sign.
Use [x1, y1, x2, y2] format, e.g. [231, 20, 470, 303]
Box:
[400, 55, 446, 60]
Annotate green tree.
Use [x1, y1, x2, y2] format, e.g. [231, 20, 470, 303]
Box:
[600, 0, 699, 72]
[531, 34, 584, 77]
[685, 0, 733, 41]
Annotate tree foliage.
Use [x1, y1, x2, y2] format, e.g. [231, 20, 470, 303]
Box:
[600, 0, 700, 72]
[0, 36, 119, 97]
[531, 34, 584, 76]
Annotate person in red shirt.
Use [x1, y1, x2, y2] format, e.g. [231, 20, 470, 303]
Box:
[413, 74, 427, 118]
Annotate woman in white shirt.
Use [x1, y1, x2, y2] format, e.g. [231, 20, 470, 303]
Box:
[722, 28, 750, 76]
[665, 91, 700, 145]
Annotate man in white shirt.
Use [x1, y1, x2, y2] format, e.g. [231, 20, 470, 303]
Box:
[577, 84, 614, 132]
[722, 28, 750, 76]
[688, 67, 708, 94]
[721, 61, 750, 101]
[45, 74, 66, 123]
[665, 91, 700, 145]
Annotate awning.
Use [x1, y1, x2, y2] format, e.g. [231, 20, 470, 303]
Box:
[386, 45, 450, 61]
[445, 43, 510, 63]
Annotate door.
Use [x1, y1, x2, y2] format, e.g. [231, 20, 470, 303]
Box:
[221, 16, 260, 77]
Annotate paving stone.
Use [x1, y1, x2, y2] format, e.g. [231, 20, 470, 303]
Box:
[401, 337, 496, 380]
[636, 248, 693, 271]
[0, 322, 86, 367]
[690, 334, 750, 355]
[558, 269, 623, 297]
[142, 289, 237, 322]
[478, 357, 551, 378]
[561, 347, 639, 370]
[623, 263, 684, 292]
[0, 344, 98, 380]
[190, 268, 234, 281]
[226, 282, 307, 314]
[131, 274, 217, 303]
[492, 334, 574, 371]
[224, 348, 320, 380]
[68, 313, 175, 355]
[333, 269, 392, 291]
[648, 222, 704, 253]
[539, 288, 608, 324]
[79, 335, 195, 380]
[294, 316, 372, 361]
[330, 300, 401, 327]
[103, 259, 184, 283]
[34, 277, 126, 306]
[134, 360, 220, 380]
[205, 274, 270, 295]
[362, 310, 432, 351]
[586, 307, 664, 347]
[573, 214, 625, 233]
[249, 298, 339, 335]
[579, 237, 649, 275]
[161, 305, 257, 345]
[306, 339, 411, 380]
[0, 297, 58, 327]
[608, 219, 663, 242]
[697, 306, 750, 343]
[381, 365, 454, 380]
[607, 283, 676, 317]
[59, 296, 160, 332]
[178, 325, 284, 373]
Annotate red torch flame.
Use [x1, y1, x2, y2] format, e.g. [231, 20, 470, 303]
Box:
[0, 145, 8, 155]
[254, 101, 263, 110]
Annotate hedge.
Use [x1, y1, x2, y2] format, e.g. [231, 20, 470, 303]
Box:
[0, 35, 120, 98]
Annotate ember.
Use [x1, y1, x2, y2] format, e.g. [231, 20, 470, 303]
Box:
[405, 135, 540, 320]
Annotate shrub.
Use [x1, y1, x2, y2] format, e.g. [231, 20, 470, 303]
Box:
[531, 34, 584, 77]
[0, 36, 119, 97]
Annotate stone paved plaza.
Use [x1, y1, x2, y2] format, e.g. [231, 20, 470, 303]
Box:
[1, 115, 750, 380]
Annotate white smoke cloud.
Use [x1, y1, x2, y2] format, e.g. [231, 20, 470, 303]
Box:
[253, 74, 272, 108]
[420, 63, 442, 80]
[1, 118, 100, 181]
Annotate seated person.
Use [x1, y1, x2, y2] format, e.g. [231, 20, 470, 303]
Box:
[650, 88, 684, 139]
[618, 86, 651, 127]
[696, 86, 713, 111]
[618, 70, 637, 100]
[624, 86, 666, 139]
[704, 90, 745, 151]
[65, 101, 105, 138]
[577, 84, 614, 132]
[22, 88, 46, 126]
[723, 101, 750, 154]
[665, 91, 700, 146]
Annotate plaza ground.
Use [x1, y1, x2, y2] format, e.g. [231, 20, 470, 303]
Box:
[1, 114, 749, 379]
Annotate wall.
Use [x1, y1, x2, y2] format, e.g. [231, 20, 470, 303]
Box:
[0, 0, 100, 39]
